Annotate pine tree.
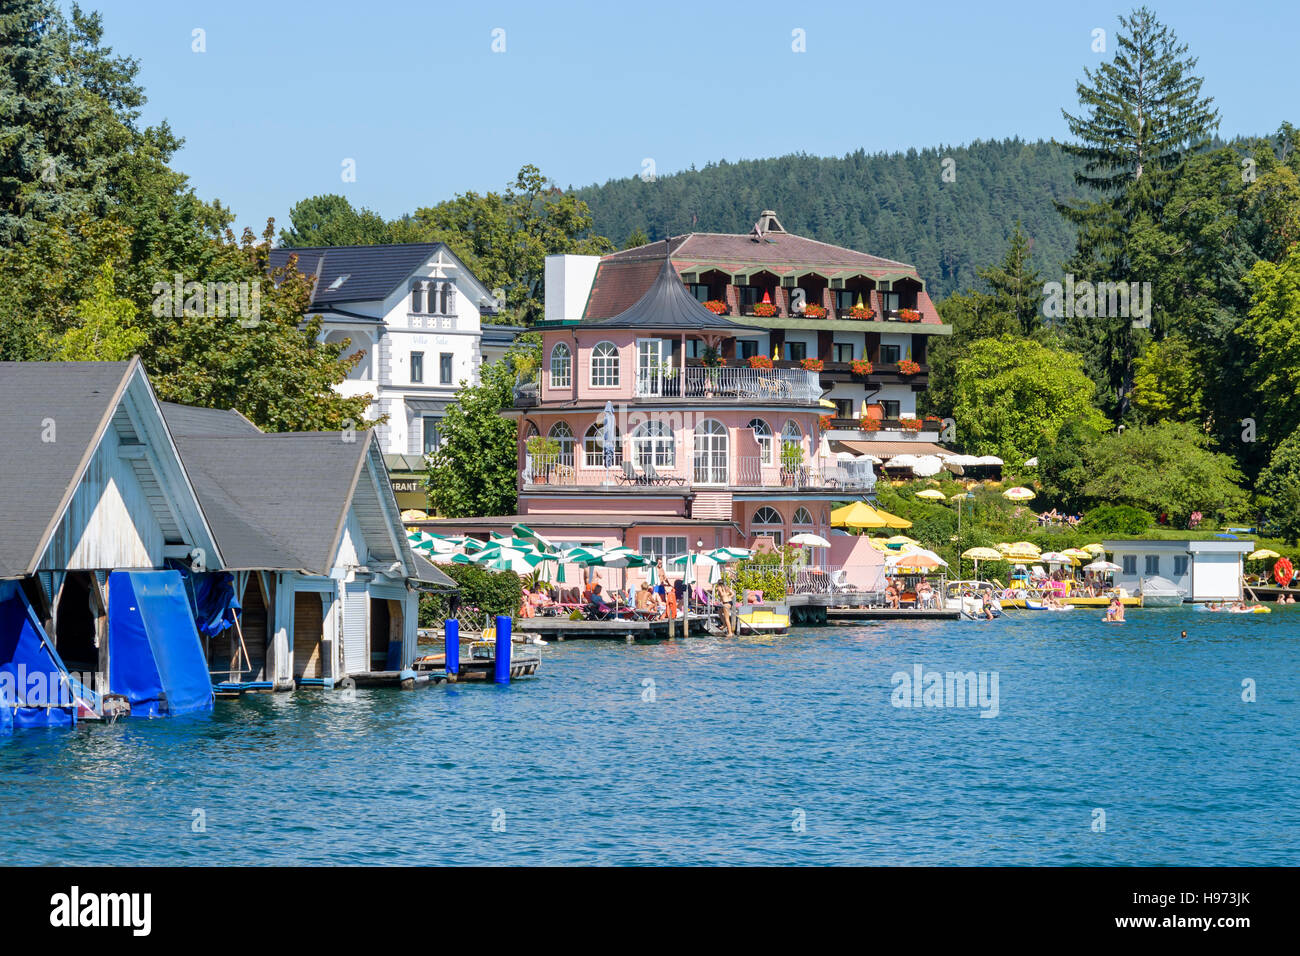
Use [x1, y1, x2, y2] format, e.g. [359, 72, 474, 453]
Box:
[977, 221, 1043, 336]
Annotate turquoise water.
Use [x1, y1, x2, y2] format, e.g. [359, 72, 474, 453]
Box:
[2, 606, 1297, 865]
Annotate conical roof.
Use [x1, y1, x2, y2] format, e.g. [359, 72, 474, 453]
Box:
[585, 257, 759, 331]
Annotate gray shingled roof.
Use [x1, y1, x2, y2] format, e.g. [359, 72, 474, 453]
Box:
[0, 361, 134, 578]
[268, 243, 447, 308]
[160, 402, 262, 438]
[584, 257, 760, 332]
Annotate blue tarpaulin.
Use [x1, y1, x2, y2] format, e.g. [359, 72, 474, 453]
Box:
[0, 580, 89, 732]
[181, 568, 241, 638]
[108, 571, 214, 718]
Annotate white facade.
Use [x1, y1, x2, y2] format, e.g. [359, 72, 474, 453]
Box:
[318, 247, 497, 458]
[1105, 539, 1254, 602]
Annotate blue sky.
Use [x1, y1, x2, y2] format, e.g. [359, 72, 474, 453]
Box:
[90, 0, 1299, 235]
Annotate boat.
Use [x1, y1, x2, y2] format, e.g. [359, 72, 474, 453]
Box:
[735, 603, 790, 635]
[1024, 598, 1075, 611]
[1138, 576, 1187, 607]
[944, 581, 1003, 618]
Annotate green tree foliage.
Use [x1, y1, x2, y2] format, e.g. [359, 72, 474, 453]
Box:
[1056, 6, 1219, 415]
[1077, 504, 1154, 536]
[279, 194, 394, 247]
[1081, 422, 1247, 525]
[1129, 335, 1205, 424]
[976, 220, 1043, 335]
[1238, 240, 1300, 453]
[1037, 418, 1105, 513]
[419, 563, 521, 625]
[426, 349, 535, 517]
[569, 139, 1084, 300]
[51, 261, 145, 360]
[1256, 424, 1300, 543]
[949, 336, 1108, 467]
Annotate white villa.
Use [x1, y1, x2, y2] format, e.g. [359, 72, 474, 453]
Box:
[268, 242, 517, 509]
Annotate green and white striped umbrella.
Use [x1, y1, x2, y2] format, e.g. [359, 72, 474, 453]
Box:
[512, 523, 559, 554]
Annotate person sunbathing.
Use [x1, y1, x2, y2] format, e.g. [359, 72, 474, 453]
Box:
[884, 580, 900, 609]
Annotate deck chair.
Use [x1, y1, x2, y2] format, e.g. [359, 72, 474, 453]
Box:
[618, 460, 644, 484]
[645, 462, 685, 485]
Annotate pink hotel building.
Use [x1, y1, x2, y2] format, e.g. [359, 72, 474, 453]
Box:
[436, 214, 951, 563]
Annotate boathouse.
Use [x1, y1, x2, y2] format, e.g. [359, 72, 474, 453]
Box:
[162, 404, 454, 689]
[0, 360, 225, 727]
[1103, 539, 1254, 603]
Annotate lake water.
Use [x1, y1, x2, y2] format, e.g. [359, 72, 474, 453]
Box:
[2, 606, 1297, 865]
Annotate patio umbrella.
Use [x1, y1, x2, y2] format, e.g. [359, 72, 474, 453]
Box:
[914, 488, 947, 500]
[1081, 543, 1106, 556]
[911, 455, 944, 477]
[883, 535, 919, 549]
[512, 523, 559, 554]
[1023, 457, 1038, 468]
[1039, 551, 1079, 566]
[870, 507, 913, 529]
[602, 401, 616, 469]
[789, 532, 831, 548]
[888, 549, 947, 571]
[831, 501, 890, 529]
[962, 546, 1003, 577]
[1003, 486, 1036, 501]
[1062, 548, 1092, 561]
[1247, 549, 1282, 560]
[1083, 560, 1122, 573]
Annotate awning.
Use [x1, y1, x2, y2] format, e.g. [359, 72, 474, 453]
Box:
[404, 398, 448, 414]
[835, 440, 952, 458]
[108, 570, 215, 718]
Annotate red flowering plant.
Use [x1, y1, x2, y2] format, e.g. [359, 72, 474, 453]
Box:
[849, 359, 873, 376]
[846, 304, 876, 320]
[898, 308, 921, 322]
[702, 300, 728, 315]
[900, 417, 923, 431]
[747, 354, 774, 369]
[799, 357, 824, 372]
[802, 303, 828, 318]
[897, 358, 921, 375]
[752, 302, 778, 317]
[819, 415, 833, 430]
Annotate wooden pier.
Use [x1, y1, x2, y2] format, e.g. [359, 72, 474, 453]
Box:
[825, 606, 960, 621]
[515, 615, 710, 642]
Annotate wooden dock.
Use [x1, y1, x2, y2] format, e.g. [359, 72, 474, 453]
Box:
[515, 615, 710, 642]
[825, 606, 960, 621]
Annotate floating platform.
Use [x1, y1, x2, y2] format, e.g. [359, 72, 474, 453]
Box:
[413, 651, 539, 681]
[999, 596, 1142, 609]
[825, 606, 961, 621]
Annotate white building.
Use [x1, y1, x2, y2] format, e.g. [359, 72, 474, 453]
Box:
[1104, 539, 1254, 603]
[269, 243, 514, 508]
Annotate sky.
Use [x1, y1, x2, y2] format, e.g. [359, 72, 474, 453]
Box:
[88, 0, 1300, 235]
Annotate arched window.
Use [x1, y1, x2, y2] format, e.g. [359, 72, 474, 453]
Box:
[780, 419, 803, 469]
[631, 420, 675, 467]
[693, 419, 728, 485]
[440, 282, 453, 315]
[410, 283, 424, 313]
[549, 343, 572, 389]
[748, 418, 774, 465]
[590, 341, 620, 387]
[752, 506, 784, 546]
[583, 422, 622, 467]
[548, 421, 574, 461]
[793, 507, 813, 526]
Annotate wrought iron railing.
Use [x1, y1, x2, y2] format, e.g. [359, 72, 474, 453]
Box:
[634, 366, 821, 403]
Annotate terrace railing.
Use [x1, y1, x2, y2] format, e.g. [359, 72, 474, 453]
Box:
[634, 366, 821, 404]
[523, 452, 878, 491]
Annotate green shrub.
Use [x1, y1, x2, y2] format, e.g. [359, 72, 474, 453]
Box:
[418, 563, 521, 625]
[1079, 504, 1153, 536]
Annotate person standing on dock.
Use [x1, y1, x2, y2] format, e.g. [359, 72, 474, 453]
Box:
[715, 581, 736, 636]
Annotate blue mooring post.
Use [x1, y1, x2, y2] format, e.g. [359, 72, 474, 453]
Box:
[445, 619, 459, 681]
[494, 615, 512, 684]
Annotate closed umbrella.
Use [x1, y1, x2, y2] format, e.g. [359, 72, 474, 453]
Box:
[602, 401, 616, 471]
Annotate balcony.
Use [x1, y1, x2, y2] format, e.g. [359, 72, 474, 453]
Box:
[522, 453, 875, 492]
[634, 366, 822, 404]
[512, 381, 539, 407]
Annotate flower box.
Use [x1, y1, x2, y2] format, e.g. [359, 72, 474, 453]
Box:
[747, 355, 774, 369]
[702, 300, 728, 315]
[900, 417, 923, 431]
[803, 303, 828, 318]
[898, 308, 921, 323]
[751, 302, 778, 317]
[849, 359, 874, 376]
[845, 305, 876, 320]
[799, 357, 824, 372]
[897, 359, 921, 375]
[819, 415, 833, 430]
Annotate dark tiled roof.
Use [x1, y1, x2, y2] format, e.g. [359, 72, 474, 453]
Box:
[606, 233, 915, 272]
[161, 402, 262, 438]
[268, 243, 447, 307]
[0, 361, 134, 577]
[584, 257, 758, 331]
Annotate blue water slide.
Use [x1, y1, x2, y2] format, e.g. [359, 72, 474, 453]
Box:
[108, 571, 215, 718]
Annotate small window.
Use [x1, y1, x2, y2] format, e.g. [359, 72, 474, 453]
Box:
[881, 291, 900, 313]
[410, 351, 424, 384]
[422, 417, 441, 454]
[639, 535, 687, 562]
[591, 341, 620, 387]
[1144, 555, 1160, 576]
[688, 284, 710, 303]
[881, 400, 900, 419]
[836, 289, 867, 311]
[737, 286, 763, 306]
[583, 422, 622, 467]
[752, 506, 784, 546]
[738, 340, 759, 360]
[786, 341, 807, 361]
[1122, 555, 1137, 575]
[439, 352, 453, 385]
[411, 284, 424, 313]
[834, 399, 854, 419]
[1173, 555, 1189, 576]
[793, 507, 813, 525]
[880, 344, 901, 364]
[834, 342, 854, 362]
[550, 343, 572, 388]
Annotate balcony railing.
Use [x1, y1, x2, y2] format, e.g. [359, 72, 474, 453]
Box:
[634, 366, 821, 403]
[523, 453, 875, 492]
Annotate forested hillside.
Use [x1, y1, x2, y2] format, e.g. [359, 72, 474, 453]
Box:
[569, 139, 1085, 298]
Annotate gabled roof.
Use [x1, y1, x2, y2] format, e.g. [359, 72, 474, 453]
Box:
[0, 361, 135, 577]
[267, 242, 485, 309]
[165, 409, 453, 587]
[160, 402, 262, 438]
[584, 256, 760, 332]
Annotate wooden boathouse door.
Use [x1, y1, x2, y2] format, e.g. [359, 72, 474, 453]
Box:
[341, 580, 368, 676]
[292, 592, 323, 680]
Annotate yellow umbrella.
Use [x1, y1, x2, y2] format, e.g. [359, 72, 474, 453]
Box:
[915, 489, 947, 501]
[819, 398, 836, 409]
[773, 345, 781, 360]
[962, 547, 1003, 561]
[1062, 547, 1092, 560]
[872, 508, 914, 529]
[1247, 549, 1281, 560]
[1011, 541, 1041, 555]
[865, 537, 893, 552]
[1081, 543, 1106, 556]
[884, 535, 919, 547]
[831, 501, 890, 529]
[1003, 486, 1036, 501]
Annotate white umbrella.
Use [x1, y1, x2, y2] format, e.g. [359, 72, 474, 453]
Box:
[1084, 560, 1122, 573]
[911, 455, 944, 477]
[1024, 457, 1039, 467]
[789, 532, 831, 548]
